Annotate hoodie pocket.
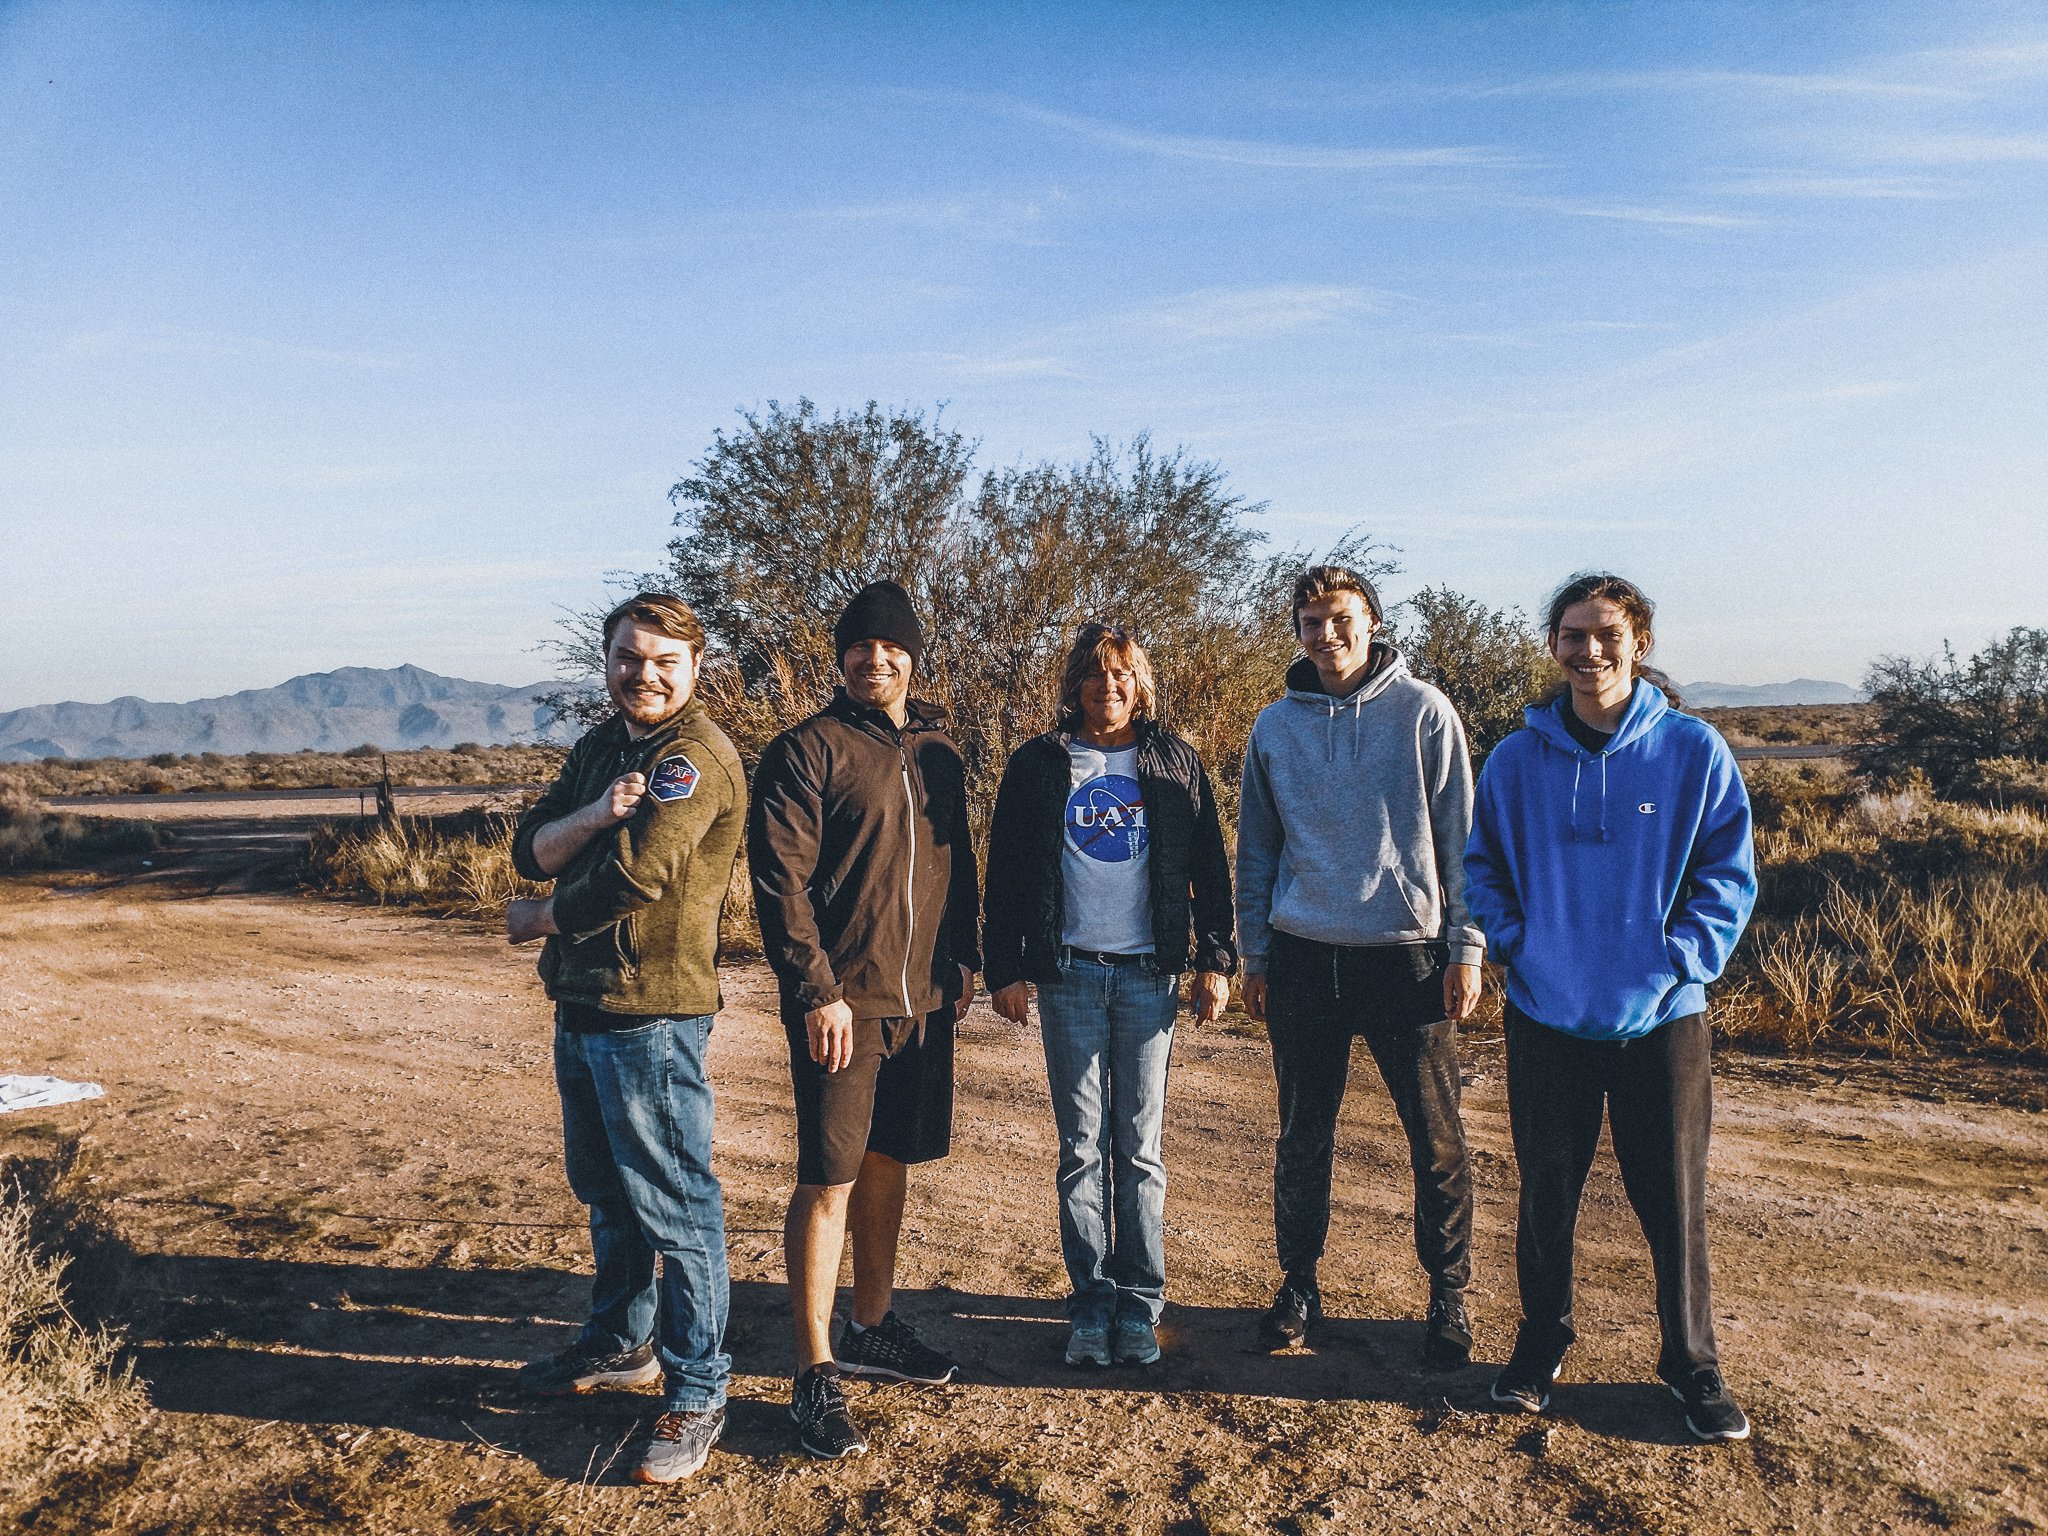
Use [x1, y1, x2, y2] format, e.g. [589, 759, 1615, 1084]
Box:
[1511, 914, 1680, 1034]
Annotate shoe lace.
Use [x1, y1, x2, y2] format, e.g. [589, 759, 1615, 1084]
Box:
[1687, 1368, 1725, 1398]
[650, 1411, 692, 1442]
[805, 1370, 849, 1416]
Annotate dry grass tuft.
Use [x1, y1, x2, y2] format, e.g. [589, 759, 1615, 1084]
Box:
[302, 810, 550, 918]
[1723, 767, 2048, 1055]
[0, 789, 164, 872]
[0, 1142, 145, 1483]
[301, 809, 765, 954]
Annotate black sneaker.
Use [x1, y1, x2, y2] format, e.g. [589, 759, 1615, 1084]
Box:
[1671, 1368, 1751, 1442]
[836, 1310, 959, 1385]
[1421, 1287, 1473, 1370]
[791, 1366, 867, 1459]
[1490, 1349, 1563, 1413]
[1258, 1274, 1322, 1349]
[517, 1337, 660, 1396]
[631, 1407, 724, 1483]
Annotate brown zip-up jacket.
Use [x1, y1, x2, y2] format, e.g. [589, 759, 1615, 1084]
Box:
[510, 702, 746, 1017]
[748, 690, 981, 1019]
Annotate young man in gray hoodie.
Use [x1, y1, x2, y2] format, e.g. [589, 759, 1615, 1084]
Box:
[1237, 565, 1484, 1369]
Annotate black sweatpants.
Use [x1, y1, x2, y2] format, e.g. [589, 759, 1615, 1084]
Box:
[1266, 931, 1473, 1291]
[1505, 1003, 1719, 1380]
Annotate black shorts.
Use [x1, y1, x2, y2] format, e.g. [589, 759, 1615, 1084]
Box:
[782, 997, 955, 1187]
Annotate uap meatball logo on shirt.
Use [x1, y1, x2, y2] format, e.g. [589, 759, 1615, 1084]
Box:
[1065, 775, 1148, 863]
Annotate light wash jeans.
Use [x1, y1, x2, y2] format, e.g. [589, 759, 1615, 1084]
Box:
[553, 1012, 732, 1412]
[1036, 952, 1179, 1327]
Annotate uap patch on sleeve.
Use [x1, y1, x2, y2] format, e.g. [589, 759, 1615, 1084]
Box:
[649, 754, 700, 802]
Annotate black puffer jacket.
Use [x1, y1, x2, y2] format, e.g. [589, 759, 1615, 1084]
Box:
[982, 721, 1237, 991]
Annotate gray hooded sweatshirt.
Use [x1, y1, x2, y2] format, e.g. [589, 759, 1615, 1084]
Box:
[1236, 644, 1484, 974]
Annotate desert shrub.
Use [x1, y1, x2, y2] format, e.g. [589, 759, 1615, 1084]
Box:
[544, 399, 1397, 840]
[1742, 760, 1856, 830]
[1391, 585, 1553, 762]
[1724, 785, 2048, 1055]
[0, 791, 163, 872]
[1949, 755, 2048, 813]
[1860, 626, 2048, 791]
[0, 1142, 143, 1481]
[0, 745, 565, 800]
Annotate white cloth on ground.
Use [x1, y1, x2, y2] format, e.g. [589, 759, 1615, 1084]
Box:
[0, 1075, 106, 1113]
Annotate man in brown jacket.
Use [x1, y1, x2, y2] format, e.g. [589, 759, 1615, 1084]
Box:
[505, 592, 746, 1486]
[748, 580, 981, 1459]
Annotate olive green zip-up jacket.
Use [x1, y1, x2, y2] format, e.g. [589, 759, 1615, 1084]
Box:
[511, 703, 746, 1017]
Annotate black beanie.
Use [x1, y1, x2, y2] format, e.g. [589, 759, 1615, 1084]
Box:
[834, 580, 924, 670]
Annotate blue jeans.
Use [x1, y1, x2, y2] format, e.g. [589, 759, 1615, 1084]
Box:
[1036, 953, 1179, 1327]
[554, 1013, 731, 1412]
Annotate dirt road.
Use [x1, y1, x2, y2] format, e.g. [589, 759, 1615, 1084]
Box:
[2, 861, 2044, 1534]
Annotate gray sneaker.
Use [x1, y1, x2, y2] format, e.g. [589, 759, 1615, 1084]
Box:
[631, 1407, 724, 1484]
[1113, 1316, 1162, 1366]
[518, 1337, 660, 1396]
[1064, 1319, 1112, 1367]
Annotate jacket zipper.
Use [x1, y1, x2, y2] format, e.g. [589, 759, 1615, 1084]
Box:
[899, 748, 918, 1016]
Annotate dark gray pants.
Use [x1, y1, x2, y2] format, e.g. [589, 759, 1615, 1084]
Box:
[1266, 932, 1473, 1291]
[1505, 1003, 1719, 1380]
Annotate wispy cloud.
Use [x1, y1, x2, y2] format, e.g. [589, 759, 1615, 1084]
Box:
[1713, 172, 1957, 200]
[1551, 202, 1758, 228]
[59, 327, 409, 371]
[1851, 133, 2048, 164]
[991, 101, 1518, 170]
[1458, 68, 1966, 102]
[800, 192, 1065, 244]
[904, 283, 1390, 383]
[1115, 284, 1388, 342]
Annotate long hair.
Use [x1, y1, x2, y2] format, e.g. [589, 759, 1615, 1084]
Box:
[1055, 624, 1160, 731]
[1542, 572, 1683, 708]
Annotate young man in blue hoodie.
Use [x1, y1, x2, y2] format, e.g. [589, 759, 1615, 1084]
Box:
[1237, 565, 1485, 1369]
[1464, 573, 1757, 1442]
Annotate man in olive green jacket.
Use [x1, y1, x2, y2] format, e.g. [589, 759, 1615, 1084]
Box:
[505, 592, 745, 1486]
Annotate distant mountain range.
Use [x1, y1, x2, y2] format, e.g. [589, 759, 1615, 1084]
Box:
[1681, 679, 1865, 708]
[0, 665, 572, 762]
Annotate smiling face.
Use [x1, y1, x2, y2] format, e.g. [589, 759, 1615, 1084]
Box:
[842, 638, 913, 716]
[1078, 661, 1139, 740]
[605, 620, 701, 735]
[1295, 591, 1378, 694]
[1549, 597, 1648, 711]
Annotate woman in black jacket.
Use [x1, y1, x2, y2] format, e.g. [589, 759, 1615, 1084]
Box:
[984, 624, 1237, 1368]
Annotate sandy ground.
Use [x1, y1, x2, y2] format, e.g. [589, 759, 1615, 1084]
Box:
[2, 814, 2045, 1534]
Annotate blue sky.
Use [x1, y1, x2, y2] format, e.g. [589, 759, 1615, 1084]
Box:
[3, 0, 2045, 710]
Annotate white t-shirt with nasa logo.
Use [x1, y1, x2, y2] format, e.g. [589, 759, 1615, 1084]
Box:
[1060, 743, 1154, 954]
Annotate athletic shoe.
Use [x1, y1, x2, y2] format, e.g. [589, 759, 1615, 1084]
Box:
[790, 1366, 867, 1459]
[1258, 1274, 1322, 1349]
[1113, 1316, 1162, 1366]
[1421, 1287, 1474, 1370]
[837, 1310, 960, 1385]
[630, 1407, 724, 1484]
[1671, 1368, 1751, 1442]
[1490, 1350, 1563, 1413]
[517, 1337, 660, 1396]
[1064, 1319, 1112, 1368]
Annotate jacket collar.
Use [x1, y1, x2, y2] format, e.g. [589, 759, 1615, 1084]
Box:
[1523, 679, 1670, 759]
[600, 699, 705, 758]
[1282, 641, 1406, 711]
[825, 687, 949, 738]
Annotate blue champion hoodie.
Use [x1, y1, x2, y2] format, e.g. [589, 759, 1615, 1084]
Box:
[1463, 682, 1756, 1039]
